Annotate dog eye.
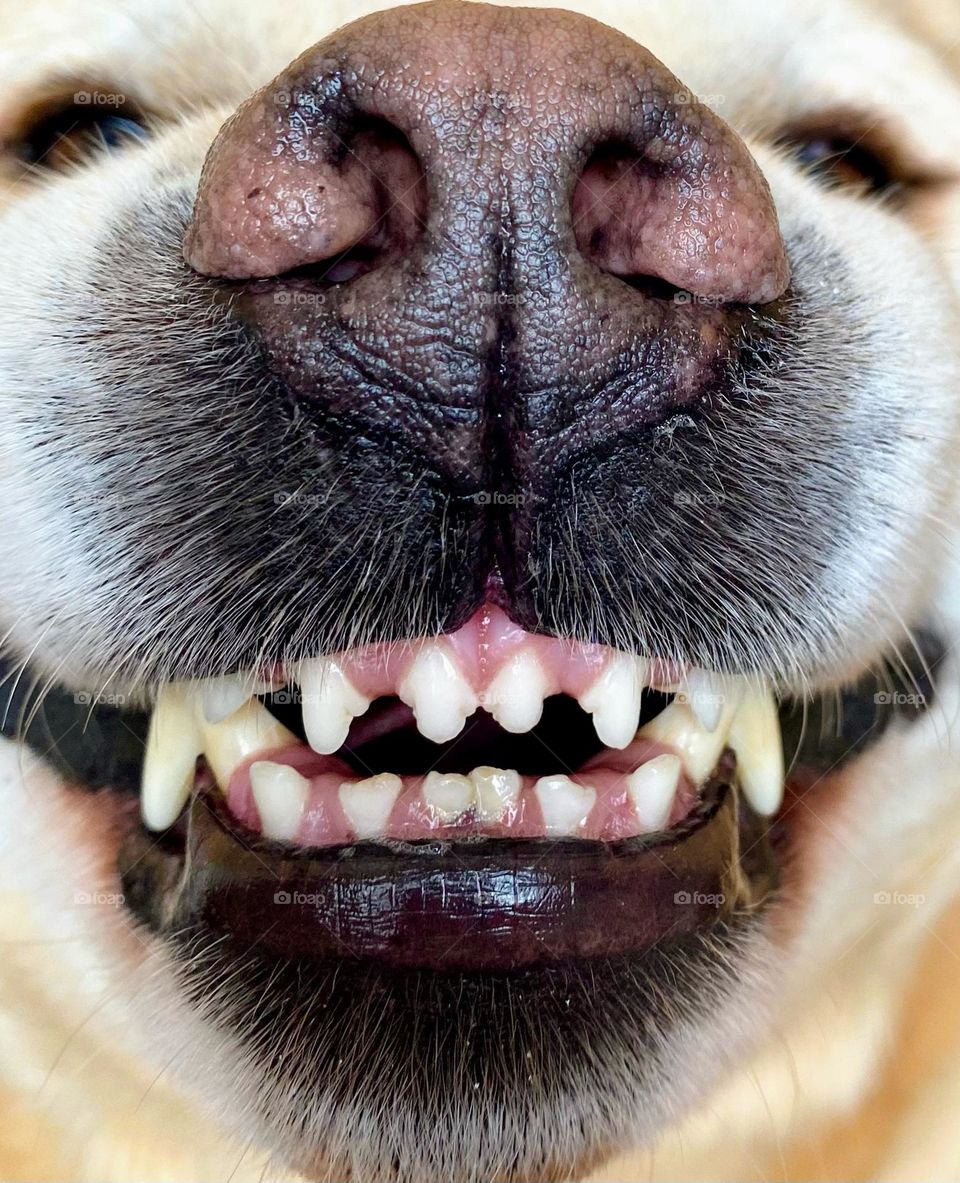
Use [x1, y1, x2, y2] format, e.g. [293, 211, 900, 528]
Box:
[780, 132, 895, 195]
[11, 92, 149, 171]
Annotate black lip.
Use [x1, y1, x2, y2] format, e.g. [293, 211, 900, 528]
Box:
[118, 760, 775, 972]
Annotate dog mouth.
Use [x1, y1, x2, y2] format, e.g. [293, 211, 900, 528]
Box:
[3, 605, 942, 974]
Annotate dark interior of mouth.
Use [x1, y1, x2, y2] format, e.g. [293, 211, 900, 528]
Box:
[262, 689, 673, 777]
[0, 627, 944, 801]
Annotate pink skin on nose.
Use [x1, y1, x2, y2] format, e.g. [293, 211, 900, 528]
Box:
[183, 2, 789, 304]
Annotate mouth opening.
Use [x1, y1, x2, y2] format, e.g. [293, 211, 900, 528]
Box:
[0, 609, 942, 971]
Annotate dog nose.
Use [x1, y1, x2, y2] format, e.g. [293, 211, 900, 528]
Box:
[184, 2, 787, 304]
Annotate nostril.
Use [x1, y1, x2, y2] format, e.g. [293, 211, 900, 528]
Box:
[571, 134, 789, 305]
[185, 112, 427, 282]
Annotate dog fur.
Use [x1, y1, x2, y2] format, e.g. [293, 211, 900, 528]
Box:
[3, 0, 960, 1179]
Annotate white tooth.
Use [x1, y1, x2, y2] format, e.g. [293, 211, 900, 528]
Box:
[679, 668, 730, 732]
[485, 649, 551, 734]
[398, 642, 478, 744]
[627, 754, 682, 831]
[250, 761, 310, 842]
[200, 698, 298, 791]
[578, 653, 648, 749]
[728, 689, 784, 816]
[200, 675, 249, 724]
[142, 685, 203, 831]
[200, 673, 287, 724]
[637, 697, 735, 783]
[339, 773, 402, 839]
[423, 772, 475, 821]
[534, 775, 596, 837]
[299, 657, 371, 754]
[471, 766, 522, 823]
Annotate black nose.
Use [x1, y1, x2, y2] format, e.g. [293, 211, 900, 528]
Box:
[183, 0, 789, 635]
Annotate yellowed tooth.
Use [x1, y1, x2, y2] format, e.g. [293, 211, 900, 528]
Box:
[299, 656, 371, 755]
[199, 698, 297, 792]
[627, 754, 682, 831]
[471, 766, 522, 823]
[637, 697, 736, 783]
[728, 689, 784, 816]
[250, 761, 310, 842]
[339, 773, 402, 839]
[141, 684, 203, 831]
[398, 641, 478, 744]
[423, 772, 475, 821]
[533, 775, 596, 836]
[578, 652, 648, 749]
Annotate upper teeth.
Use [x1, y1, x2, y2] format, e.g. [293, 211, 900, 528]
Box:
[139, 646, 785, 832]
[299, 656, 372, 754]
[578, 652, 647, 749]
[398, 641, 479, 744]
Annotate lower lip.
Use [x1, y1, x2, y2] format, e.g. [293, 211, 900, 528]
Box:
[121, 766, 776, 972]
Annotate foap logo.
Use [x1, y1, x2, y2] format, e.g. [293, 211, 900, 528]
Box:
[471, 490, 527, 506]
[674, 890, 726, 906]
[673, 290, 725, 308]
[874, 890, 926, 909]
[673, 489, 726, 508]
[874, 690, 926, 707]
[273, 290, 327, 308]
[672, 90, 726, 109]
[73, 90, 126, 107]
[74, 690, 129, 708]
[74, 890, 125, 908]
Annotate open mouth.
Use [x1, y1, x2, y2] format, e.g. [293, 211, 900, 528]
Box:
[2, 607, 941, 973]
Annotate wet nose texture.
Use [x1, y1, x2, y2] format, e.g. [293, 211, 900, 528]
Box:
[184, 0, 790, 630]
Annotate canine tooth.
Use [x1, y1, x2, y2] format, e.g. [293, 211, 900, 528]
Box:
[200, 699, 297, 791]
[199, 673, 281, 724]
[339, 773, 402, 839]
[250, 761, 310, 841]
[398, 642, 478, 744]
[534, 775, 596, 837]
[638, 698, 734, 783]
[299, 657, 371, 754]
[578, 652, 647, 749]
[471, 766, 522, 823]
[728, 690, 784, 816]
[485, 649, 551, 734]
[142, 685, 203, 831]
[680, 669, 730, 732]
[627, 754, 682, 830]
[423, 771, 475, 821]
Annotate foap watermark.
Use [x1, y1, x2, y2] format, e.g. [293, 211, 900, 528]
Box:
[874, 890, 926, 909]
[674, 890, 726, 906]
[274, 889, 326, 906]
[672, 91, 726, 109]
[673, 290, 725, 308]
[273, 290, 327, 308]
[471, 291, 529, 308]
[471, 490, 527, 507]
[74, 890, 125, 908]
[74, 690, 129, 708]
[74, 90, 126, 108]
[274, 490, 328, 508]
[673, 489, 726, 508]
[874, 690, 926, 708]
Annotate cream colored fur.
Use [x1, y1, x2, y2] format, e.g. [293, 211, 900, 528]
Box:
[3, 0, 960, 1179]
